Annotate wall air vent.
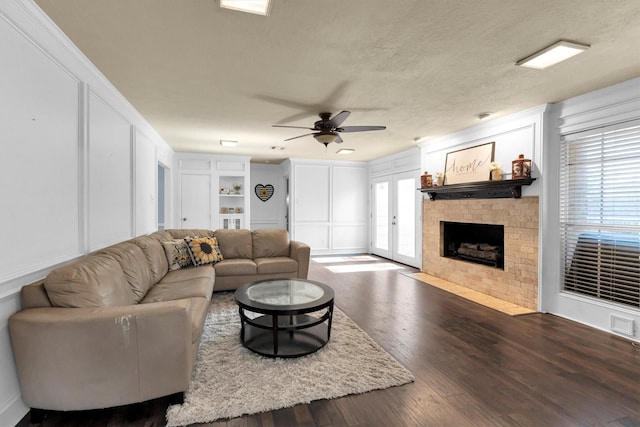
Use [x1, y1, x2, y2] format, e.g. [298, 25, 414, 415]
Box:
[610, 315, 635, 337]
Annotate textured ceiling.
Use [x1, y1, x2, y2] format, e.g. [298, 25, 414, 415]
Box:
[35, 0, 640, 163]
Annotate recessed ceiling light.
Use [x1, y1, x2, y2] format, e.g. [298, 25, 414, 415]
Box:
[336, 148, 355, 155]
[220, 0, 271, 16]
[414, 136, 430, 144]
[516, 40, 589, 69]
[220, 140, 238, 147]
[476, 112, 493, 120]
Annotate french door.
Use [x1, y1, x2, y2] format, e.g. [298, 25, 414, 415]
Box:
[371, 171, 421, 267]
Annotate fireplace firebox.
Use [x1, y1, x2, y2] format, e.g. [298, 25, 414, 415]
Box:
[441, 221, 504, 269]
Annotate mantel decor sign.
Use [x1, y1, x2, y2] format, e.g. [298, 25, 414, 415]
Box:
[444, 141, 495, 185]
[255, 184, 274, 202]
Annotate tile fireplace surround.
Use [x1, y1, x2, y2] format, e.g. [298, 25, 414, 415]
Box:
[422, 196, 539, 310]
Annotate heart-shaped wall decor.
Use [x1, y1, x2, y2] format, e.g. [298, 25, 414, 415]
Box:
[255, 184, 274, 202]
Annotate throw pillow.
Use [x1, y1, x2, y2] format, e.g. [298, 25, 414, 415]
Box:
[184, 236, 223, 267]
[162, 239, 194, 271]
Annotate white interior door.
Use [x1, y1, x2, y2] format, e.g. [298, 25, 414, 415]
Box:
[180, 173, 211, 229]
[371, 171, 421, 267]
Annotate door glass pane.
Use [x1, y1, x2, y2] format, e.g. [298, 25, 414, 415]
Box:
[396, 178, 415, 257]
[375, 182, 389, 251]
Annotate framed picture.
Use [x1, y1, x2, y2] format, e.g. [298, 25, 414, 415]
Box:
[444, 141, 495, 185]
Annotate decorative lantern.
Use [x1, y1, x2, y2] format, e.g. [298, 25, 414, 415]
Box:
[421, 171, 433, 188]
[512, 154, 531, 179]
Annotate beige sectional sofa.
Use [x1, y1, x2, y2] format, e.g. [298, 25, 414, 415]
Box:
[9, 228, 309, 414]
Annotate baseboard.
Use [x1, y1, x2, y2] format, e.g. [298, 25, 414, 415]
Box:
[0, 394, 29, 427]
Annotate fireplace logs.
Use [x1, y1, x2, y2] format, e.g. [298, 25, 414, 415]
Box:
[456, 242, 503, 267]
[442, 222, 505, 269]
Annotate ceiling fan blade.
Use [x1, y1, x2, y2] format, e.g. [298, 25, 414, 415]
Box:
[284, 133, 315, 141]
[328, 111, 351, 128]
[335, 135, 343, 144]
[338, 125, 386, 133]
[273, 125, 314, 130]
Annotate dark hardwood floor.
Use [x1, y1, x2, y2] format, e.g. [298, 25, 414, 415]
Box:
[18, 256, 640, 427]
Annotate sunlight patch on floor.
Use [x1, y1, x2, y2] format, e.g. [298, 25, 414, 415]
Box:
[324, 263, 405, 273]
[312, 255, 380, 263]
[406, 272, 537, 316]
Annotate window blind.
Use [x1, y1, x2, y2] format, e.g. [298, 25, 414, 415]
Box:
[560, 120, 640, 309]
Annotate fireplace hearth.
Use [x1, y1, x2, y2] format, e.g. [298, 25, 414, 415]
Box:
[442, 221, 504, 269]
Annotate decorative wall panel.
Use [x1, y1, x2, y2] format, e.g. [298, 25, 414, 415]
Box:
[0, 16, 80, 282]
[88, 91, 132, 250]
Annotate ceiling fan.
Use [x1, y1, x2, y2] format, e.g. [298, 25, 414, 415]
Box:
[272, 111, 386, 147]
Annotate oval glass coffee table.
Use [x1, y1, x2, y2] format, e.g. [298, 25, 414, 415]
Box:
[234, 278, 334, 358]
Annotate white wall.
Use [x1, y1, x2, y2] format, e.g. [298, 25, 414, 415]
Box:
[0, 2, 174, 424]
[420, 104, 549, 197]
[284, 159, 369, 254]
[250, 164, 285, 230]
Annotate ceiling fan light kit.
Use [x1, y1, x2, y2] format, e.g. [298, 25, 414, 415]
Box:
[273, 111, 386, 147]
[314, 132, 339, 146]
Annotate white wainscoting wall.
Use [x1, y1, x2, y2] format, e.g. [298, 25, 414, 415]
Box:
[284, 159, 369, 254]
[0, 2, 174, 425]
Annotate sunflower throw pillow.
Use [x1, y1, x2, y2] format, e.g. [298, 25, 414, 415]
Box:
[184, 236, 223, 267]
[162, 239, 194, 271]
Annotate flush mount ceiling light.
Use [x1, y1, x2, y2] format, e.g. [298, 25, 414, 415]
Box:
[313, 132, 339, 147]
[220, 140, 238, 147]
[336, 148, 355, 155]
[516, 40, 590, 69]
[220, 0, 271, 16]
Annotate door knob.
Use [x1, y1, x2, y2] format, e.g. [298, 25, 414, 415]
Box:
[182, 217, 187, 221]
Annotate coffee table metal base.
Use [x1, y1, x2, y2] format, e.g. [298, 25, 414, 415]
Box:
[241, 313, 330, 358]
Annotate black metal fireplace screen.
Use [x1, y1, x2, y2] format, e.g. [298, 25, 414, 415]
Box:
[442, 221, 504, 269]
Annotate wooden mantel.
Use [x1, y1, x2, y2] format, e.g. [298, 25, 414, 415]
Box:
[420, 177, 536, 201]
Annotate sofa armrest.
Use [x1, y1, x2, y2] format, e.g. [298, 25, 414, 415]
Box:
[290, 240, 310, 279]
[9, 300, 193, 410]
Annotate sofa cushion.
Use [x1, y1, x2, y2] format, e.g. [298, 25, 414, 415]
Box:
[214, 229, 253, 259]
[99, 242, 154, 302]
[148, 230, 173, 243]
[132, 235, 169, 283]
[44, 255, 136, 308]
[213, 259, 257, 276]
[168, 229, 215, 239]
[252, 229, 290, 258]
[162, 239, 194, 271]
[159, 266, 216, 284]
[255, 257, 299, 275]
[141, 277, 214, 303]
[185, 237, 223, 266]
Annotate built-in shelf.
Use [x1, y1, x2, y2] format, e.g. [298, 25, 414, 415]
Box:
[420, 177, 536, 200]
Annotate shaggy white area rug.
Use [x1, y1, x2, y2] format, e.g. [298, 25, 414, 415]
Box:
[166, 292, 414, 426]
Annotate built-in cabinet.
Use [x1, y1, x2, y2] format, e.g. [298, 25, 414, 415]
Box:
[218, 175, 246, 229]
[174, 154, 250, 230]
